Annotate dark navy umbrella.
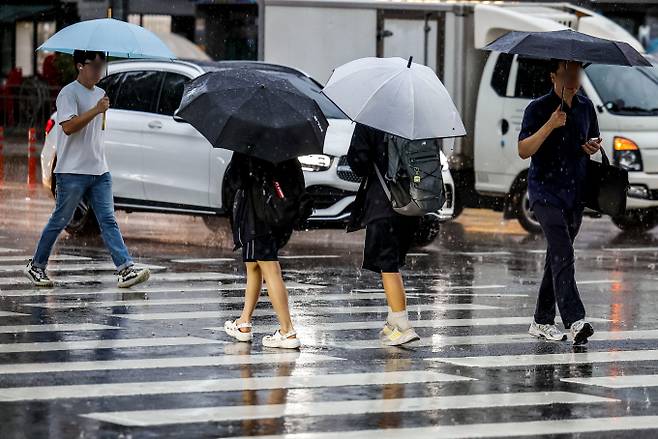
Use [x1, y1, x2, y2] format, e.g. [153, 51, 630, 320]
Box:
[484, 29, 651, 67]
[175, 69, 328, 164]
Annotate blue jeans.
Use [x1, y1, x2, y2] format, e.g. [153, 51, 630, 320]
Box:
[32, 172, 133, 271]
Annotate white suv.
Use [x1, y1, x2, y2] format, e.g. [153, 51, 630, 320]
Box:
[41, 59, 456, 246]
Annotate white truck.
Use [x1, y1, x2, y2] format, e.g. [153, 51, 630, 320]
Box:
[261, 0, 658, 233]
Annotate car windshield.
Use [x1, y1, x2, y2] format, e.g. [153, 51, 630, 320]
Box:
[202, 64, 347, 120]
[586, 63, 658, 115]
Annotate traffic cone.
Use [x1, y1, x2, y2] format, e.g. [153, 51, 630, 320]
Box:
[27, 127, 38, 187]
[0, 126, 4, 185]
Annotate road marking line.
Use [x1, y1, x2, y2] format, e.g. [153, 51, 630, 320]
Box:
[0, 370, 468, 402]
[321, 329, 658, 349]
[561, 374, 658, 389]
[206, 317, 611, 334]
[0, 255, 92, 263]
[428, 348, 658, 368]
[0, 263, 166, 274]
[0, 336, 225, 353]
[0, 311, 29, 317]
[219, 416, 658, 439]
[170, 258, 235, 263]
[80, 391, 616, 426]
[0, 353, 342, 375]
[112, 304, 502, 321]
[0, 323, 119, 334]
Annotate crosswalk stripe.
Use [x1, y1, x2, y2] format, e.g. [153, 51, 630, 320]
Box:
[0, 370, 468, 401]
[0, 282, 325, 297]
[0, 255, 92, 263]
[0, 311, 29, 317]
[604, 247, 658, 252]
[221, 416, 658, 439]
[0, 353, 342, 375]
[0, 263, 166, 274]
[0, 323, 119, 333]
[206, 317, 611, 334]
[25, 292, 413, 309]
[0, 247, 22, 254]
[79, 391, 616, 426]
[321, 329, 658, 349]
[113, 304, 502, 321]
[456, 251, 512, 256]
[0, 336, 225, 353]
[170, 258, 235, 263]
[428, 348, 658, 368]
[430, 285, 508, 291]
[561, 374, 658, 389]
[279, 255, 340, 259]
[0, 271, 241, 287]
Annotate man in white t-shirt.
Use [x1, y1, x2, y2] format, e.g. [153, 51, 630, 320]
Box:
[24, 50, 150, 288]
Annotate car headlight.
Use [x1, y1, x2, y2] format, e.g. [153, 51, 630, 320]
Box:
[613, 137, 642, 172]
[298, 154, 332, 172]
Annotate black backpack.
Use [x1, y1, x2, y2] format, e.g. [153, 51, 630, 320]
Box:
[251, 159, 313, 229]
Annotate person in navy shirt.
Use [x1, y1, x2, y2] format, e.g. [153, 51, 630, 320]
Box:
[518, 59, 602, 346]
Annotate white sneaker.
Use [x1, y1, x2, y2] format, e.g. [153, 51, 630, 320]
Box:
[224, 319, 253, 342]
[262, 330, 301, 349]
[528, 321, 567, 341]
[380, 323, 421, 346]
[570, 319, 594, 346]
[117, 266, 150, 288]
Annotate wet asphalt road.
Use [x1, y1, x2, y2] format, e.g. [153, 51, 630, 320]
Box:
[3, 162, 658, 438]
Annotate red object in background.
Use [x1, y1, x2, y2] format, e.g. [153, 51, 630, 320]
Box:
[27, 127, 37, 187]
[273, 180, 285, 199]
[0, 126, 5, 185]
[45, 118, 55, 135]
[0, 68, 24, 128]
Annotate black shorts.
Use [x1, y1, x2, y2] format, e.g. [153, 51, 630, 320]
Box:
[242, 236, 279, 262]
[362, 216, 418, 273]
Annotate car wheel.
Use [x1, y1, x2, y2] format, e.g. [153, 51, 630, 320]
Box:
[516, 183, 543, 234]
[612, 209, 658, 233]
[62, 197, 100, 236]
[413, 215, 441, 247]
[203, 215, 229, 232]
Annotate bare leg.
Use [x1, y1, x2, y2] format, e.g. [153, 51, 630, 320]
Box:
[258, 260, 295, 336]
[382, 272, 406, 312]
[236, 262, 262, 333]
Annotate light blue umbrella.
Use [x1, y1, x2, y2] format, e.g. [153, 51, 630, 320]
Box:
[37, 18, 175, 59]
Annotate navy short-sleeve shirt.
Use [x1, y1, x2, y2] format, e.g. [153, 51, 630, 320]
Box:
[519, 90, 600, 210]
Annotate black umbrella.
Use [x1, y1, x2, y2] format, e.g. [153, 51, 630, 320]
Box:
[484, 29, 651, 67]
[175, 69, 329, 164]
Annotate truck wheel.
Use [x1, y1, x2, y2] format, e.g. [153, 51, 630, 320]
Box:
[516, 184, 542, 234]
[612, 209, 658, 233]
[413, 215, 441, 247]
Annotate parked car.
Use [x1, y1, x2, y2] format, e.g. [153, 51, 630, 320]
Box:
[41, 59, 456, 246]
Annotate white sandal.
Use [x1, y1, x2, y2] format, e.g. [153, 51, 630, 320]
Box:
[262, 329, 301, 349]
[224, 319, 253, 342]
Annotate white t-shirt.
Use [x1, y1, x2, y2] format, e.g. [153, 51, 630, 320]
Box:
[53, 81, 109, 175]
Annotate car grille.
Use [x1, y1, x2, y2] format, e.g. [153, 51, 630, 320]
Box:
[306, 185, 355, 210]
[337, 156, 362, 183]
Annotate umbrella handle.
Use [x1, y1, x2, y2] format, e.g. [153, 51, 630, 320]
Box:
[102, 51, 108, 130]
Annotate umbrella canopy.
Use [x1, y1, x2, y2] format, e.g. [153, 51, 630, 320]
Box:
[484, 29, 651, 67]
[37, 18, 175, 59]
[175, 69, 328, 164]
[322, 57, 466, 140]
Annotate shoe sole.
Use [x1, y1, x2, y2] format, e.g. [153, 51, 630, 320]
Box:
[262, 339, 301, 349]
[118, 269, 150, 288]
[573, 323, 594, 346]
[23, 268, 54, 288]
[528, 329, 567, 342]
[224, 325, 253, 343]
[382, 331, 421, 346]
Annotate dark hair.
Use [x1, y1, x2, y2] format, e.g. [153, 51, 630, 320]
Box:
[73, 50, 105, 67]
[549, 59, 583, 74]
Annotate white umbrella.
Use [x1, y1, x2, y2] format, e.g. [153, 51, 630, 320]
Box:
[322, 57, 466, 140]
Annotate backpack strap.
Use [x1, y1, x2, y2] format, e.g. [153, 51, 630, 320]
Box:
[373, 163, 392, 202]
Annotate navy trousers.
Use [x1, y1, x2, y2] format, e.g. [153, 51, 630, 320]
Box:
[533, 202, 586, 328]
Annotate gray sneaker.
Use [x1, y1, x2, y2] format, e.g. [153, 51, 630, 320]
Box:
[529, 321, 567, 341]
[23, 260, 54, 287]
[570, 320, 594, 346]
[380, 323, 421, 346]
[117, 266, 150, 288]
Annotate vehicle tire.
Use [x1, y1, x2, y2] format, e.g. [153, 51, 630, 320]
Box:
[515, 182, 543, 235]
[204, 181, 235, 233]
[612, 209, 658, 233]
[63, 198, 100, 236]
[451, 188, 465, 219]
[203, 215, 229, 232]
[413, 215, 441, 247]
